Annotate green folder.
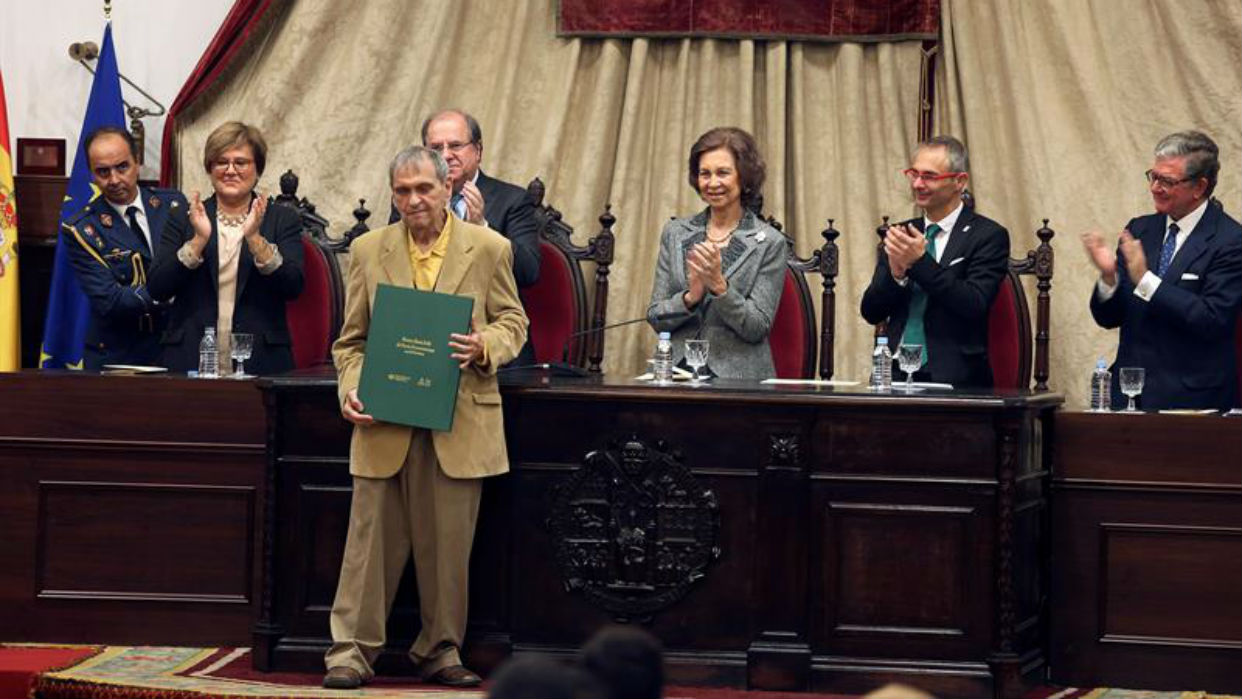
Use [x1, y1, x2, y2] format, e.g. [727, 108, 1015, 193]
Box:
[358, 284, 474, 431]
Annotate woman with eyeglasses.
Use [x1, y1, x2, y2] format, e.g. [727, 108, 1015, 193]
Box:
[149, 121, 304, 376]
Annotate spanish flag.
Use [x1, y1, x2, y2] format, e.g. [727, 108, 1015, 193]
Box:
[0, 69, 19, 371]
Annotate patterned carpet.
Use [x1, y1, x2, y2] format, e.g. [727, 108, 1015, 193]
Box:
[24, 645, 1242, 699]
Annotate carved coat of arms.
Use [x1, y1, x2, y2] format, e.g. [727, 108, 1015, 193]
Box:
[546, 436, 720, 620]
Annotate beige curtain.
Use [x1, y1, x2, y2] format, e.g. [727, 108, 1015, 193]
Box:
[174, 0, 927, 383]
[936, 0, 1242, 407]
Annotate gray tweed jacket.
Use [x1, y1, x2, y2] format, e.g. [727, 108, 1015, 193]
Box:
[646, 209, 787, 379]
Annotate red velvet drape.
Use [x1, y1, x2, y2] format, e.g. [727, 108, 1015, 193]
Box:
[158, 0, 277, 186]
[559, 0, 940, 41]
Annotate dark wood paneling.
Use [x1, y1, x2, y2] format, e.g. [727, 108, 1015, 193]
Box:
[0, 372, 267, 646]
[1099, 523, 1241, 644]
[37, 481, 254, 601]
[1051, 412, 1242, 694]
[14, 175, 67, 242]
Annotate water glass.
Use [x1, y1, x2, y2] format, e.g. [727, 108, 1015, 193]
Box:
[896, 344, 924, 392]
[684, 339, 710, 384]
[1119, 366, 1145, 413]
[231, 333, 255, 378]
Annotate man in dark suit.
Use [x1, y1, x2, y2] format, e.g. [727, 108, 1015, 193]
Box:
[389, 110, 540, 365]
[861, 135, 1010, 389]
[62, 127, 187, 369]
[1083, 130, 1242, 410]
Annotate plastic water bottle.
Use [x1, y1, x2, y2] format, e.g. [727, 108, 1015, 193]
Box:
[1090, 358, 1111, 412]
[199, 326, 220, 378]
[870, 336, 893, 391]
[653, 332, 674, 385]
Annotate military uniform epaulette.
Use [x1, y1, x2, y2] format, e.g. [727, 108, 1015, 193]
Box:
[146, 188, 186, 212]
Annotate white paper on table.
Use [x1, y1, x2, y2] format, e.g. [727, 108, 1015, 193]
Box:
[761, 378, 860, 387]
[101, 364, 169, 374]
[635, 366, 695, 381]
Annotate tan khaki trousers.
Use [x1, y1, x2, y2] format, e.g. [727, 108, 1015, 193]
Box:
[324, 430, 482, 679]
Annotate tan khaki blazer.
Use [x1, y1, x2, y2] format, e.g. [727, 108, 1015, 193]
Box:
[332, 217, 528, 479]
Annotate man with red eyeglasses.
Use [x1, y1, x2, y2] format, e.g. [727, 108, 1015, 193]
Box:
[861, 135, 1010, 388]
[1082, 131, 1242, 410]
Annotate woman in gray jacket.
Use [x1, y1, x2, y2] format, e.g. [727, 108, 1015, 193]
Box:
[646, 127, 787, 380]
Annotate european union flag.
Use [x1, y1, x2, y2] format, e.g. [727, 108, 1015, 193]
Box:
[39, 23, 125, 369]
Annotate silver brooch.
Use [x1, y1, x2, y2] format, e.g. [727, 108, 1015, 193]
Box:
[755, 231, 767, 243]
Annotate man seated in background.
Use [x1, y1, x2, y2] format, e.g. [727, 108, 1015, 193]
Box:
[390, 109, 541, 365]
[861, 135, 1010, 388]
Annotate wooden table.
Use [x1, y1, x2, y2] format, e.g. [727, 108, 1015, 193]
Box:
[254, 371, 1061, 698]
[1050, 411, 1242, 693]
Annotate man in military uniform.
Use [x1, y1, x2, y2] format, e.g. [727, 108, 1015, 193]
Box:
[63, 127, 187, 369]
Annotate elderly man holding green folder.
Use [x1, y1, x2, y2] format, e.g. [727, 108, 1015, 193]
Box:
[324, 145, 528, 690]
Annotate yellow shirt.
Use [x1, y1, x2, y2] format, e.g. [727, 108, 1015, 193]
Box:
[405, 215, 489, 367]
[407, 214, 453, 290]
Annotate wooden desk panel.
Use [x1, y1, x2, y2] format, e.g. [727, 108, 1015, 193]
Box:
[256, 373, 1059, 698]
[0, 372, 267, 646]
[1050, 412, 1242, 693]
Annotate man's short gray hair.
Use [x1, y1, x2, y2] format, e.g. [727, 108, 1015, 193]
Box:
[915, 135, 970, 175]
[388, 145, 450, 186]
[1155, 130, 1219, 196]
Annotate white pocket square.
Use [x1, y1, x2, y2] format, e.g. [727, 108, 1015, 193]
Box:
[1181, 273, 1200, 280]
[948, 257, 966, 267]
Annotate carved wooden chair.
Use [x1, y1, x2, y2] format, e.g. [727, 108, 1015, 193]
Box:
[523, 177, 615, 373]
[990, 220, 1054, 391]
[765, 217, 841, 379]
[869, 215, 1055, 391]
[271, 170, 345, 368]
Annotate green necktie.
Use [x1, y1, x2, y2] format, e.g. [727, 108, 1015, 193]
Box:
[899, 223, 941, 366]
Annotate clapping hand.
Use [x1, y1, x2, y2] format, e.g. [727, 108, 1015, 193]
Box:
[884, 224, 926, 278]
[1118, 230, 1148, 284]
[189, 191, 212, 243]
[688, 241, 727, 296]
[459, 180, 486, 225]
[242, 194, 267, 242]
[1080, 229, 1118, 286]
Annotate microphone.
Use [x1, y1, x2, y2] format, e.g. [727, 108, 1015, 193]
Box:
[500, 310, 687, 376]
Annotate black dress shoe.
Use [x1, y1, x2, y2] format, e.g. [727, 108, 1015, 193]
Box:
[323, 666, 365, 689]
[425, 664, 483, 687]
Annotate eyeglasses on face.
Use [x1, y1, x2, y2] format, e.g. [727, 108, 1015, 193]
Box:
[426, 141, 476, 154]
[1144, 169, 1195, 189]
[212, 158, 255, 172]
[902, 168, 963, 183]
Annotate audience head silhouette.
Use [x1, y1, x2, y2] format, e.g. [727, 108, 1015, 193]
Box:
[580, 625, 665, 699]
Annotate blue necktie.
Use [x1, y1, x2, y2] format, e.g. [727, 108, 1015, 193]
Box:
[899, 223, 940, 366]
[450, 193, 466, 219]
[1156, 222, 1179, 276]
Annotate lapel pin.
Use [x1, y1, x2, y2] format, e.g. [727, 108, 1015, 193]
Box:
[84, 223, 96, 235]
[99, 213, 113, 227]
[963, 225, 971, 232]
[149, 196, 161, 209]
[755, 231, 766, 243]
